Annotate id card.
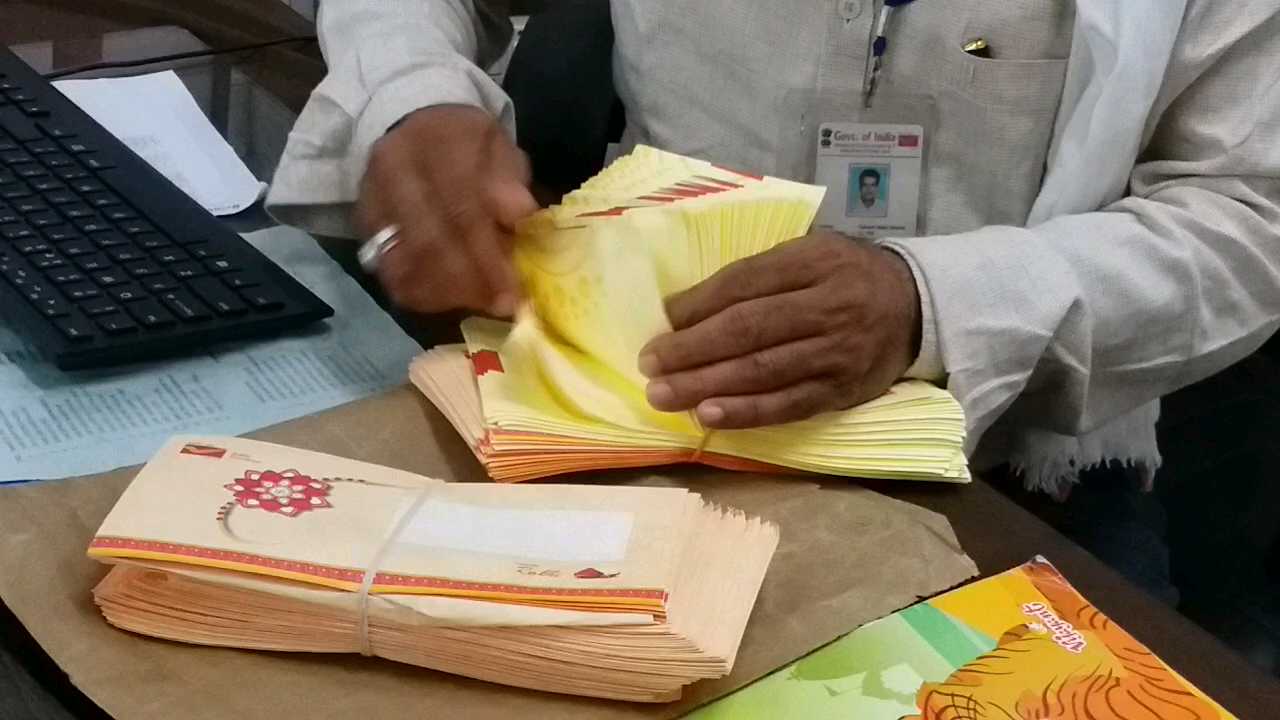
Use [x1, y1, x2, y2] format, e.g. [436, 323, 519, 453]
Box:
[814, 123, 924, 238]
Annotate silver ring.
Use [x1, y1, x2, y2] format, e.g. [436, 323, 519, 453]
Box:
[358, 224, 402, 273]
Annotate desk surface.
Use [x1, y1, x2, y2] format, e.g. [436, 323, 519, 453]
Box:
[1, 3, 1278, 719]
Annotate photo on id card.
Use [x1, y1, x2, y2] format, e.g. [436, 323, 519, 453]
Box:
[814, 123, 923, 238]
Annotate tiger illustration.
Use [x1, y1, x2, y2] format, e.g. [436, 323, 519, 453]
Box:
[905, 562, 1223, 719]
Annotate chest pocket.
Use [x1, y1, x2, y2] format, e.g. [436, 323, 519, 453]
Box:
[891, 0, 1075, 233]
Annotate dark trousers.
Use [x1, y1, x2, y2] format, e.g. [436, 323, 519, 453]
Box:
[994, 463, 1179, 606]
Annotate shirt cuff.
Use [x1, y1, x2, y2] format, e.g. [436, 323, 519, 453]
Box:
[878, 241, 946, 382]
[266, 62, 513, 238]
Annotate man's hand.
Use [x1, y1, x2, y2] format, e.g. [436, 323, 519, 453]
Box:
[638, 232, 922, 428]
[355, 105, 538, 316]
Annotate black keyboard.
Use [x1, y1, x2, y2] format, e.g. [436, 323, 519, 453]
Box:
[0, 48, 332, 370]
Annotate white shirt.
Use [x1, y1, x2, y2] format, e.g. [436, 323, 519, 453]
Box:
[267, 1, 1280, 492]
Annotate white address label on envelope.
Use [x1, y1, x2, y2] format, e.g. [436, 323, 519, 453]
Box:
[814, 123, 924, 238]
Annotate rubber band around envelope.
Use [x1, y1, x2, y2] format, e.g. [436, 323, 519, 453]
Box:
[356, 486, 433, 656]
[689, 410, 713, 464]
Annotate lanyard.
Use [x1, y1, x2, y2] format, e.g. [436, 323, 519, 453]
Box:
[863, 0, 918, 107]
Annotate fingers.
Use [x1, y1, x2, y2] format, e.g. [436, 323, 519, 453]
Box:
[639, 288, 829, 378]
[645, 335, 844, 412]
[663, 239, 819, 329]
[694, 379, 838, 429]
[354, 106, 538, 316]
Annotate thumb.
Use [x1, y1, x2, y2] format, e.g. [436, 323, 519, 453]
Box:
[490, 180, 539, 231]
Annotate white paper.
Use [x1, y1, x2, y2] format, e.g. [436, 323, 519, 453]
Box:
[53, 71, 265, 216]
[0, 226, 422, 483]
[402, 499, 634, 563]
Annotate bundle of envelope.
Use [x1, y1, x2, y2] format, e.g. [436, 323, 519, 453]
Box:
[89, 436, 779, 702]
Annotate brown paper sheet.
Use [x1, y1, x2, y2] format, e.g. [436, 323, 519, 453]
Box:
[0, 386, 977, 720]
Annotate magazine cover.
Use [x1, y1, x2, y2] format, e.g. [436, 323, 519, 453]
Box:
[690, 556, 1234, 719]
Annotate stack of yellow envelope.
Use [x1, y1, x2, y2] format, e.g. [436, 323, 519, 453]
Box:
[411, 146, 970, 483]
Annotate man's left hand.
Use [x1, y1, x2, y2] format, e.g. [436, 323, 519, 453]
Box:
[638, 231, 922, 429]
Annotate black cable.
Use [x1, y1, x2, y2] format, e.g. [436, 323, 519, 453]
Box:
[42, 35, 317, 80]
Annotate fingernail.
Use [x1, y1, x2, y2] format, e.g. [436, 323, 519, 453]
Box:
[646, 381, 675, 408]
[490, 293, 517, 317]
[697, 402, 725, 426]
[638, 352, 662, 378]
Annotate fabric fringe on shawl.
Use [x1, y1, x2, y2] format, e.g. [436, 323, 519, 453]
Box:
[977, 400, 1163, 499]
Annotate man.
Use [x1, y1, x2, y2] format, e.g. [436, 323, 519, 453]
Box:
[849, 168, 887, 218]
[267, 1, 1280, 591]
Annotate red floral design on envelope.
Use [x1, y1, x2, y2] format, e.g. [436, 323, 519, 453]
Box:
[224, 469, 332, 517]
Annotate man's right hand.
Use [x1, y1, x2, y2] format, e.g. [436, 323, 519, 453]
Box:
[355, 105, 538, 316]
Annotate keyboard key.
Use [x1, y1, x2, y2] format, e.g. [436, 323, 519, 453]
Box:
[13, 198, 46, 214]
[0, 107, 41, 141]
[14, 239, 51, 254]
[37, 123, 75, 139]
[25, 140, 58, 155]
[4, 92, 33, 103]
[48, 268, 84, 284]
[43, 226, 80, 243]
[14, 164, 48, 180]
[0, 207, 17, 225]
[108, 247, 145, 263]
[0, 140, 13, 152]
[75, 218, 111, 234]
[152, 248, 188, 265]
[117, 220, 154, 236]
[55, 316, 94, 341]
[221, 272, 261, 290]
[204, 257, 238, 274]
[80, 297, 120, 316]
[187, 243, 223, 259]
[103, 206, 136, 222]
[0, 169, 15, 184]
[64, 283, 101, 302]
[188, 277, 248, 317]
[21, 281, 48, 300]
[85, 192, 121, 209]
[91, 231, 129, 249]
[81, 155, 114, 171]
[31, 253, 65, 270]
[26, 211, 59, 228]
[70, 178, 105, 194]
[54, 167, 88, 181]
[159, 290, 211, 321]
[1, 225, 35, 240]
[34, 295, 70, 318]
[109, 283, 147, 303]
[30, 178, 63, 193]
[125, 260, 161, 278]
[95, 313, 138, 335]
[61, 141, 95, 154]
[0, 186, 32, 201]
[142, 274, 177, 293]
[42, 154, 73, 168]
[238, 286, 285, 312]
[170, 262, 205, 280]
[91, 270, 128, 287]
[0, 80, 19, 92]
[74, 254, 110, 272]
[19, 104, 50, 118]
[125, 298, 174, 328]
[43, 190, 76, 206]
[60, 239, 95, 257]
[0, 150, 32, 165]
[61, 204, 95, 219]
[136, 233, 170, 250]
